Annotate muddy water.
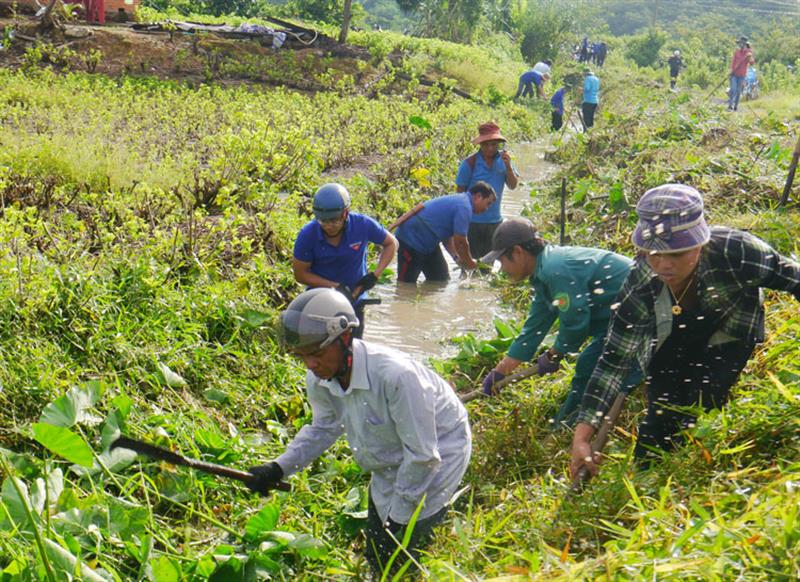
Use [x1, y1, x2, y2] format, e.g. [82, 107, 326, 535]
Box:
[363, 139, 558, 360]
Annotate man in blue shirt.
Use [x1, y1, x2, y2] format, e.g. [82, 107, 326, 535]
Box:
[395, 182, 496, 283]
[550, 85, 571, 131]
[455, 122, 519, 259]
[581, 68, 600, 131]
[479, 218, 642, 426]
[293, 183, 398, 337]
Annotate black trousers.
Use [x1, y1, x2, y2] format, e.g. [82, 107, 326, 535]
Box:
[466, 222, 499, 261]
[397, 241, 449, 283]
[364, 495, 448, 578]
[582, 102, 597, 130]
[551, 110, 563, 131]
[635, 340, 755, 460]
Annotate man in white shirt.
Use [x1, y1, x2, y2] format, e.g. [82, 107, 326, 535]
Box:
[247, 288, 472, 576]
[532, 59, 552, 76]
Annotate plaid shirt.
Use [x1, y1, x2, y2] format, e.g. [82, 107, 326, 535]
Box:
[577, 227, 800, 427]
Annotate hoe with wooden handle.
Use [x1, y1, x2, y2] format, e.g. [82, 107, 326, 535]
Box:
[111, 435, 291, 493]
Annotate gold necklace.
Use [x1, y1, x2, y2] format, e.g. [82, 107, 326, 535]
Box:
[668, 272, 696, 316]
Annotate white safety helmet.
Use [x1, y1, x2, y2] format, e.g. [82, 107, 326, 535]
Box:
[674, 50, 680, 56]
[280, 288, 358, 350]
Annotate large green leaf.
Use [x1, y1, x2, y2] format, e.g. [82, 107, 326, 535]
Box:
[288, 534, 328, 559]
[32, 423, 94, 467]
[1, 476, 34, 530]
[39, 382, 104, 428]
[149, 556, 181, 582]
[245, 503, 280, 542]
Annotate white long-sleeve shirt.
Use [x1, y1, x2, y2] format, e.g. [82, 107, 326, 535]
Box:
[276, 339, 472, 524]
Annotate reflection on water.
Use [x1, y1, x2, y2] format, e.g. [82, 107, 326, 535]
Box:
[363, 140, 557, 361]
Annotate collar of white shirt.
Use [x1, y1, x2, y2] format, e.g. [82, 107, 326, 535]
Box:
[316, 339, 371, 397]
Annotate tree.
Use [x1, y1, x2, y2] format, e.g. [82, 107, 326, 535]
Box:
[625, 28, 668, 68]
[517, 0, 585, 63]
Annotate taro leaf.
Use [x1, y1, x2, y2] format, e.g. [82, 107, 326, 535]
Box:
[245, 503, 280, 542]
[408, 115, 431, 130]
[493, 319, 517, 340]
[155, 362, 187, 388]
[1, 476, 35, 530]
[288, 534, 328, 559]
[608, 182, 627, 212]
[239, 309, 271, 329]
[109, 499, 149, 540]
[45, 538, 111, 582]
[209, 558, 245, 582]
[112, 393, 133, 419]
[30, 478, 46, 514]
[194, 555, 217, 578]
[32, 423, 94, 467]
[39, 381, 104, 428]
[251, 553, 282, 573]
[100, 411, 122, 452]
[148, 556, 181, 582]
[204, 388, 230, 404]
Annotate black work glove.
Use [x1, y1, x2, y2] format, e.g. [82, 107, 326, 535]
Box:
[335, 283, 354, 301]
[355, 272, 378, 292]
[246, 461, 284, 494]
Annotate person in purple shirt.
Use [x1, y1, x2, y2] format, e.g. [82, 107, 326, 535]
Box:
[455, 122, 519, 258]
[293, 183, 398, 337]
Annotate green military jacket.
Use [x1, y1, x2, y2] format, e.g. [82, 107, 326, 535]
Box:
[507, 245, 633, 361]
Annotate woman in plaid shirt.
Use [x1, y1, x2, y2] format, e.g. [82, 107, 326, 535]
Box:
[570, 184, 800, 477]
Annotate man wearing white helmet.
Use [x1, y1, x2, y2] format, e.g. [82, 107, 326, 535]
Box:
[247, 288, 472, 577]
[667, 49, 683, 90]
[293, 183, 397, 338]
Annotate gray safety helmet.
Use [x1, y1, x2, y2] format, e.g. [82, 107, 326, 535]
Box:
[312, 183, 351, 221]
[280, 288, 359, 350]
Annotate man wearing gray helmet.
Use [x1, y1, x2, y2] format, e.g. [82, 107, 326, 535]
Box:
[293, 183, 397, 337]
[570, 184, 800, 478]
[247, 288, 471, 577]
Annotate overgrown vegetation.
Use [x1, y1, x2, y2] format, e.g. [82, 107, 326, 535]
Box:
[0, 8, 798, 582]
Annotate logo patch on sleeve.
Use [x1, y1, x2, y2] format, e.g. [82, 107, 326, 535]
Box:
[349, 242, 362, 251]
[554, 292, 570, 311]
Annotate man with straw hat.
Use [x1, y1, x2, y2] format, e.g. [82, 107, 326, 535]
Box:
[570, 184, 800, 477]
[456, 122, 519, 258]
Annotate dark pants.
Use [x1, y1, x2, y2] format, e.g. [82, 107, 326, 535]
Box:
[670, 73, 678, 89]
[635, 339, 755, 461]
[397, 240, 449, 283]
[365, 495, 448, 578]
[552, 334, 643, 427]
[582, 102, 597, 130]
[551, 110, 563, 131]
[353, 302, 365, 339]
[467, 222, 500, 261]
